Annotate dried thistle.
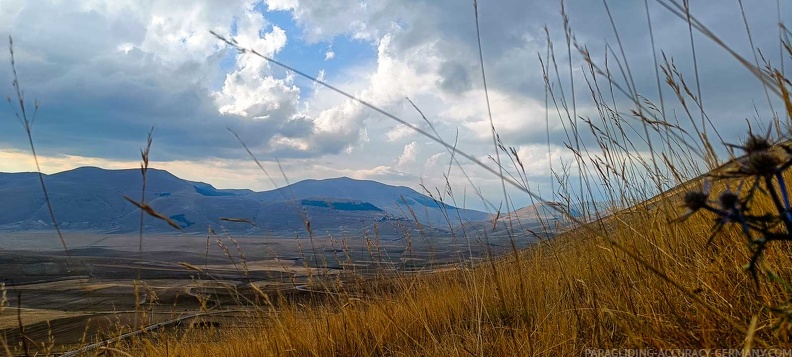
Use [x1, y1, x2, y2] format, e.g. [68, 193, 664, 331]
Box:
[718, 191, 739, 211]
[681, 136, 792, 287]
[682, 190, 709, 212]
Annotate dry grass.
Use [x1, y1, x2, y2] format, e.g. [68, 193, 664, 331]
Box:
[108, 176, 792, 355]
[114, 2, 792, 354]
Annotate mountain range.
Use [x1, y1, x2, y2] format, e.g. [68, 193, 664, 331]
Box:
[0, 167, 493, 235]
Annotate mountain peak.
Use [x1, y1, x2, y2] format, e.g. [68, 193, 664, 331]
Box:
[0, 166, 490, 232]
[301, 176, 367, 183]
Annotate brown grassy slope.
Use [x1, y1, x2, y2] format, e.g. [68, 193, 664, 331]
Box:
[117, 170, 792, 356]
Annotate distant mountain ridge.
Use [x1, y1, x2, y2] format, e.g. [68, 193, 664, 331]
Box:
[249, 176, 488, 225]
[0, 167, 489, 234]
[486, 200, 617, 235]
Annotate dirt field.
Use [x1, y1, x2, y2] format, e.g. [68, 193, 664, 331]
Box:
[0, 230, 533, 354]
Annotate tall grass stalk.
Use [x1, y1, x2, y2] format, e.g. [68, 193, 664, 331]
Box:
[138, 127, 154, 254]
[7, 37, 70, 257]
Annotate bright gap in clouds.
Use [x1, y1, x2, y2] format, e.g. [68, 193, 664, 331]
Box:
[258, 5, 377, 98]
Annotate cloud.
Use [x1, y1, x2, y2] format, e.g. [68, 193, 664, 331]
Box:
[212, 19, 295, 121]
[437, 61, 472, 94]
[278, 116, 315, 138]
[0, 148, 275, 191]
[306, 99, 366, 154]
[396, 141, 418, 168]
[214, 67, 299, 120]
[265, 0, 298, 11]
[0, 0, 375, 162]
[324, 50, 335, 60]
[306, 163, 416, 183]
[264, 0, 378, 42]
[385, 125, 414, 142]
[0, 1, 307, 161]
[424, 152, 446, 170]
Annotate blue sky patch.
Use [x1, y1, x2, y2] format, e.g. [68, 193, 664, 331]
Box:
[261, 7, 377, 98]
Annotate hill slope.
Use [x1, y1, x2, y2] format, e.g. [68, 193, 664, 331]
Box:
[0, 167, 486, 234]
[250, 177, 489, 226]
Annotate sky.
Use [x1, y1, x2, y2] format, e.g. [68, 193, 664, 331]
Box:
[0, 0, 790, 212]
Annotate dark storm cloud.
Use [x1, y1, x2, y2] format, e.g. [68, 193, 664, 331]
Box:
[437, 61, 472, 94]
[278, 115, 315, 137]
[0, 45, 303, 161]
[0, 1, 331, 162]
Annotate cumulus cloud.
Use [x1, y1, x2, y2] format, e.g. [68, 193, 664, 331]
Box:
[212, 17, 294, 120]
[0, 0, 308, 160]
[0, 0, 373, 162]
[278, 1, 786, 194]
[385, 125, 415, 142]
[424, 152, 446, 170]
[396, 141, 418, 168]
[265, 0, 298, 12]
[214, 69, 299, 119]
[306, 99, 366, 154]
[265, 0, 378, 42]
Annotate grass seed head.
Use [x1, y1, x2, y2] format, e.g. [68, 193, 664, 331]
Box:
[741, 152, 781, 177]
[718, 191, 739, 211]
[742, 135, 772, 154]
[683, 190, 709, 212]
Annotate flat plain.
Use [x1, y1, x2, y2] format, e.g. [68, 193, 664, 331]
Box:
[0, 228, 532, 352]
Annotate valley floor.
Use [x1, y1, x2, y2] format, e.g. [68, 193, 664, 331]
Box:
[0, 230, 533, 355]
[107, 192, 792, 355]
